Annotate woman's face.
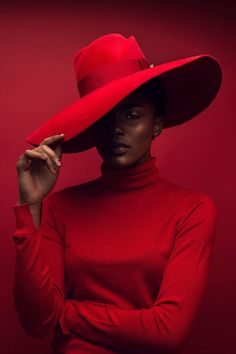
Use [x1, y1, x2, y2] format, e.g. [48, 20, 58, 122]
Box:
[91, 90, 164, 169]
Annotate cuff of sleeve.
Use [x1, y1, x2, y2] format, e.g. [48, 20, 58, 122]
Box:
[12, 204, 39, 242]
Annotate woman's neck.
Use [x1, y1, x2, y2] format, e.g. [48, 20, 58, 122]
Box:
[98, 155, 163, 193]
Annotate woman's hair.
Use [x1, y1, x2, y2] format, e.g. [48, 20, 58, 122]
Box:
[133, 78, 166, 120]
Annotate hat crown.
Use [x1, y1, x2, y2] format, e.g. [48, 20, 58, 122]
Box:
[73, 34, 146, 83]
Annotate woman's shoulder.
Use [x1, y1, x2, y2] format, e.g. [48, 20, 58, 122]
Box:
[160, 177, 217, 210]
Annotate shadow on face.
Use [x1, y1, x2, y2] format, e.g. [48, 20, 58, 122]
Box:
[91, 87, 165, 169]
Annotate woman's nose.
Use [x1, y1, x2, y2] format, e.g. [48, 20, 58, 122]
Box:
[105, 112, 124, 133]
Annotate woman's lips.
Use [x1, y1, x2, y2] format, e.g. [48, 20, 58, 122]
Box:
[111, 145, 130, 154]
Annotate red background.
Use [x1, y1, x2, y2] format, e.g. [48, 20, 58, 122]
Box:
[1, 1, 235, 353]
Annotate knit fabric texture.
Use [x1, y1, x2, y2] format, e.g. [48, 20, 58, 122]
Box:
[12, 155, 217, 353]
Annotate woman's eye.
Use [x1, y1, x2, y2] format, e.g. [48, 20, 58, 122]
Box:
[126, 112, 139, 120]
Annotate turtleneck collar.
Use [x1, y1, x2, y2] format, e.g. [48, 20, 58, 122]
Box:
[98, 155, 162, 192]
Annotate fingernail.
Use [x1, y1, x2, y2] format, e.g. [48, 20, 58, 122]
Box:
[56, 160, 61, 166]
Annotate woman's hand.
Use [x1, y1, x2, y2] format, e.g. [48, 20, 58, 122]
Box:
[16, 134, 65, 205]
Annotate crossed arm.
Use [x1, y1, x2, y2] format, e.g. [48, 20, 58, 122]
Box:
[12, 193, 217, 353]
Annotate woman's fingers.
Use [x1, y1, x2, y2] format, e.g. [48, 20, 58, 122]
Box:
[39, 134, 64, 147]
[25, 149, 57, 174]
[17, 150, 44, 172]
[17, 149, 56, 175]
[40, 133, 64, 162]
[37, 144, 61, 173]
[16, 134, 64, 174]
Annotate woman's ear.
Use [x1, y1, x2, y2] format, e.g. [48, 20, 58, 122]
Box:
[152, 116, 164, 139]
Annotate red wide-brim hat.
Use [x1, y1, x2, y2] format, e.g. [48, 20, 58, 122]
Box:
[25, 33, 222, 153]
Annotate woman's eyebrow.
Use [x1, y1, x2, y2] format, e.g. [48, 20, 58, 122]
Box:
[117, 103, 142, 110]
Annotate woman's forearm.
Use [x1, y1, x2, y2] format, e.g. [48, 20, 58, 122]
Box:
[12, 203, 64, 337]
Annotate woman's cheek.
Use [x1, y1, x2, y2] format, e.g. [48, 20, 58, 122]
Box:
[133, 124, 153, 143]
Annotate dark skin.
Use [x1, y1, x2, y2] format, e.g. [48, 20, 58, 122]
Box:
[91, 90, 164, 169]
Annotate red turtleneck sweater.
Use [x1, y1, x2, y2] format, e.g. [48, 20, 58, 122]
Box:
[12, 156, 217, 354]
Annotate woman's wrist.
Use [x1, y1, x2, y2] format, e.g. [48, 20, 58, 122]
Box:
[16, 200, 42, 229]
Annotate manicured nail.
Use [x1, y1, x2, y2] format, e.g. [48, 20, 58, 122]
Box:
[56, 160, 61, 166]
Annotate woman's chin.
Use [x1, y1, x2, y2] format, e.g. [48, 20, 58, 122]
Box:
[104, 150, 152, 169]
[106, 158, 130, 169]
[103, 152, 134, 169]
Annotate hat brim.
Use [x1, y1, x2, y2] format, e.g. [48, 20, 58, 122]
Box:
[25, 54, 222, 153]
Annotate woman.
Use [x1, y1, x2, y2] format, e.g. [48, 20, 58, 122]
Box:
[13, 33, 222, 353]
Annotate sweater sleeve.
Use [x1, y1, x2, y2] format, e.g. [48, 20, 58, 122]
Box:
[12, 193, 65, 338]
[58, 194, 217, 353]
